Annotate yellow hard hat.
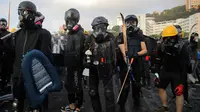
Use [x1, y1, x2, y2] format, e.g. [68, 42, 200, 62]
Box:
[10, 28, 16, 33]
[161, 25, 178, 38]
[84, 30, 88, 35]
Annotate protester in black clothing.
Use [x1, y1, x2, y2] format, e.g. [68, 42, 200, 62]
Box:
[154, 25, 191, 112]
[83, 16, 116, 112]
[117, 14, 147, 111]
[190, 32, 199, 61]
[174, 25, 192, 108]
[0, 18, 14, 96]
[12, 1, 52, 111]
[60, 8, 85, 112]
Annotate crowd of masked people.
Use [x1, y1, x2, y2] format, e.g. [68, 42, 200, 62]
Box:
[0, 1, 199, 112]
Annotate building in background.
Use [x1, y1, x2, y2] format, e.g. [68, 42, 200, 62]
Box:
[116, 16, 122, 26]
[115, 12, 200, 36]
[153, 20, 177, 35]
[136, 14, 147, 35]
[146, 13, 200, 36]
[186, 0, 200, 11]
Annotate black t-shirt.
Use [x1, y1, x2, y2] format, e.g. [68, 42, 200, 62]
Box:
[117, 30, 145, 45]
[157, 39, 191, 83]
[116, 30, 145, 68]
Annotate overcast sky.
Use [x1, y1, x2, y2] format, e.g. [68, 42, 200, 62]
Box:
[0, 0, 184, 33]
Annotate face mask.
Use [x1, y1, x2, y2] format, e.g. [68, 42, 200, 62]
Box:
[126, 20, 138, 35]
[163, 37, 178, 55]
[0, 21, 7, 30]
[92, 24, 107, 43]
[18, 9, 35, 26]
[66, 20, 76, 31]
[193, 36, 199, 42]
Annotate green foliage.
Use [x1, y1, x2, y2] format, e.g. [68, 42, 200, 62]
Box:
[183, 32, 189, 38]
[149, 34, 160, 39]
[147, 5, 200, 22]
[112, 25, 120, 33]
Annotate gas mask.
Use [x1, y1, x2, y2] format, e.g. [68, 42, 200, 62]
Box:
[92, 24, 108, 43]
[176, 28, 182, 38]
[65, 19, 77, 31]
[18, 9, 35, 27]
[193, 35, 199, 43]
[163, 37, 178, 56]
[126, 20, 138, 35]
[0, 21, 7, 31]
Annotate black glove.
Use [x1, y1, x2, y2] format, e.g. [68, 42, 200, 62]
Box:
[132, 53, 139, 59]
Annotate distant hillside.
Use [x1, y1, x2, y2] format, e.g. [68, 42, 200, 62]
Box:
[146, 5, 200, 22]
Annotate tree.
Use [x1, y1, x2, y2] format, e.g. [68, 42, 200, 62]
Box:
[149, 34, 160, 39]
[198, 5, 200, 11]
[112, 25, 120, 33]
[150, 5, 200, 22]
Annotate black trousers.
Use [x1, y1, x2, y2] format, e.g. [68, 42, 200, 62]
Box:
[142, 60, 151, 86]
[64, 67, 83, 108]
[118, 60, 142, 111]
[89, 65, 115, 112]
[13, 77, 49, 112]
[0, 65, 12, 92]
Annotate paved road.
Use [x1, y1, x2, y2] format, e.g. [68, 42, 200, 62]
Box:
[1, 74, 200, 112]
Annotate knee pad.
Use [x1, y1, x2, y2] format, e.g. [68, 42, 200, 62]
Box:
[89, 89, 97, 97]
[105, 89, 114, 101]
[12, 99, 18, 110]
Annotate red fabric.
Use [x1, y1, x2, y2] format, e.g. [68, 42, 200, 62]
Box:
[154, 77, 159, 82]
[73, 25, 79, 31]
[101, 58, 105, 63]
[145, 56, 150, 61]
[174, 84, 184, 96]
[35, 21, 41, 25]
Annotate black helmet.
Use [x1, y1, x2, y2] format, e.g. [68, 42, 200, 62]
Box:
[125, 15, 138, 25]
[0, 18, 7, 30]
[18, 1, 37, 27]
[64, 8, 80, 23]
[174, 25, 182, 31]
[125, 15, 139, 35]
[18, 1, 37, 14]
[0, 18, 7, 23]
[174, 25, 182, 37]
[190, 32, 199, 43]
[64, 8, 80, 31]
[91, 16, 109, 27]
[91, 16, 109, 42]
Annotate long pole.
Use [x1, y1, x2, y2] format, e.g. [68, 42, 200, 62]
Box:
[7, 0, 11, 31]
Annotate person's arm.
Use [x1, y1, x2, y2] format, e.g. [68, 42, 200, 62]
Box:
[138, 41, 147, 56]
[117, 33, 126, 62]
[153, 42, 164, 74]
[137, 35, 147, 56]
[180, 44, 191, 84]
[39, 29, 52, 61]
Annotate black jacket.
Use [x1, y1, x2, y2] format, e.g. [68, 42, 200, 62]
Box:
[62, 25, 85, 68]
[84, 32, 116, 67]
[156, 39, 191, 83]
[13, 27, 52, 78]
[0, 30, 15, 71]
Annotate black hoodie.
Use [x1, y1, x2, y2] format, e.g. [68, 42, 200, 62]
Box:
[13, 25, 52, 78]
